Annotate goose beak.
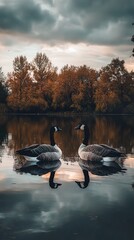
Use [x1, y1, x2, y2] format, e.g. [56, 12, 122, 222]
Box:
[58, 128, 62, 131]
[74, 125, 80, 130]
[75, 181, 88, 189]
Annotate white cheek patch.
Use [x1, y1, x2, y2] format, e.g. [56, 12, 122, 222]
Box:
[54, 127, 58, 132]
[80, 124, 85, 130]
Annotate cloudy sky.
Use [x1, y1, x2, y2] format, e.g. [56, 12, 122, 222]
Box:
[0, 0, 134, 75]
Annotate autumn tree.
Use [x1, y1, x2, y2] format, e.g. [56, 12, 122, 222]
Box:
[5, 53, 134, 113]
[94, 71, 119, 112]
[131, 23, 134, 56]
[52, 65, 77, 111]
[31, 52, 57, 111]
[7, 56, 32, 111]
[0, 67, 8, 104]
[52, 64, 97, 112]
[72, 65, 97, 111]
[112, 60, 134, 110]
[0, 67, 8, 113]
[124, 70, 134, 113]
[95, 58, 134, 113]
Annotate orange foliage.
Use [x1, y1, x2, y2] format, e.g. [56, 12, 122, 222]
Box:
[5, 55, 134, 113]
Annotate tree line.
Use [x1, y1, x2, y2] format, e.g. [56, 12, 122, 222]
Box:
[0, 52, 134, 114]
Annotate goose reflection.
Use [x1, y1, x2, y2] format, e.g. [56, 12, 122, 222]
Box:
[0, 144, 6, 162]
[75, 169, 90, 189]
[14, 156, 62, 189]
[76, 157, 126, 189]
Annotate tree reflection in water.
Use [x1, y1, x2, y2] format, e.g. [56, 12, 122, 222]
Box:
[3, 115, 134, 158]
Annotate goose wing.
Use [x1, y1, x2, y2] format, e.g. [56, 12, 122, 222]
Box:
[34, 144, 59, 154]
[99, 144, 123, 156]
[16, 144, 40, 154]
[82, 144, 120, 157]
[79, 150, 103, 161]
[20, 144, 58, 157]
[37, 152, 61, 161]
[37, 159, 61, 169]
[18, 165, 49, 176]
[100, 144, 120, 152]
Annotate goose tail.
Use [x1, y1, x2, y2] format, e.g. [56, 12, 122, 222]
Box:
[16, 149, 31, 156]
[120, 152, 127, 158]
[16, 144, 39, 155]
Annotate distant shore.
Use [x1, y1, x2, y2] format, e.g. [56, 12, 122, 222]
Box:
[0, 111, 134, 117]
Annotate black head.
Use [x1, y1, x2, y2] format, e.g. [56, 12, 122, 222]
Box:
[75, 123, 89, 145]
[51, 126, 62, 132]
[74, 123, 86, 131]
[49, 182, 62, 189]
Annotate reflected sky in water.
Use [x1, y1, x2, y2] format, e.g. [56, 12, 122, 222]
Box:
[0, 115, 134, 240]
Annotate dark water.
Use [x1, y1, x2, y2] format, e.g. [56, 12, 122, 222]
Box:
[0, 115, 134, 240]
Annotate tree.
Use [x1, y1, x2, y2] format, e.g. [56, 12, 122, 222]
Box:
[72, 65, 97, 111]
[31, 52, 57, 111]
[131, 23, 134, 56]
[95, 58, 134, 113]
[7, 56, 32, 111]
[95, 71, 119, 112]
[52, 65, 77, 111]
[53, 64, 97, 112]
[0, 67, 8, 104]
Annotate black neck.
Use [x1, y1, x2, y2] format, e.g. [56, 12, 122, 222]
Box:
[49, 171, 55, 182]
[83, 169, 90, 188]
[50, 129, 55, 146]
[82, 125, 90, 145]
[49, 171, 62, 189]
[83, 169, 90, 184]
[76, 170, 90, 189]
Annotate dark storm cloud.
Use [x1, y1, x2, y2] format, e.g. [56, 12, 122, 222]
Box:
[53, 0, 134, 45]
[0, 0, 56, 33]
[0, 0, 133, 46]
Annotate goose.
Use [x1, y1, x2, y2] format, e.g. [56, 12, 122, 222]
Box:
[78, 158, 126, 176]
[75, 123, 125, 162]
[15, 158, 62, 189]
[75, 169, 90, 189]
[75, 157, 126, 189]
[16, 126, 62, 161]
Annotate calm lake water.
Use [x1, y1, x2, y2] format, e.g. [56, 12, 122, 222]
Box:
[0, 114, 134, 240]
